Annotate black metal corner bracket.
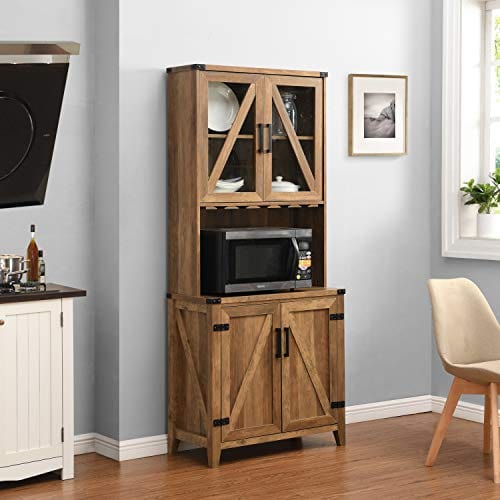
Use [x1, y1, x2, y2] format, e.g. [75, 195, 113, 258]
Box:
[331, 401, 345, 409]
[330, 313, 344, 321]
[337, 289, 346, 295]
[192, 64, 206, 71]
[206, 297, 221, 305]
[320, 71, 328, 78]
[166, 293, 172, 299]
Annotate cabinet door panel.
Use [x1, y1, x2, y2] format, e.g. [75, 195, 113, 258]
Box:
[200, 71, 265, 203]
[264, 76, 323, 202]
[0, 300, 62, 467]
[281, 297, 337, 432]
[220, 303, 281, 441]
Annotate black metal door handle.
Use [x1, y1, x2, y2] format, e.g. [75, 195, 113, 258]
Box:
[275, 328, 282, 358]
[258, 123, 265, 154]
[284, 327, 290, 357]
[266, 123, 272, 154]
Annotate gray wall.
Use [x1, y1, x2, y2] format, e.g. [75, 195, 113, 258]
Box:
[118, 0, 433, 439]
[431, 0, 500, 403]
[93, 0, 120, 440]
[0, 0, 438, 441]
[0, 0, 96, 435]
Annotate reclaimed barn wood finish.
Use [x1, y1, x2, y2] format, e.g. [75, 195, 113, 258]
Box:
[167, 65, 343, 467]
[167, 290, 345, 467]
[167, 65, 328, 295]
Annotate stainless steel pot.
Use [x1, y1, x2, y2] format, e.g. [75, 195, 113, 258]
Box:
[0, 254, 29, 284]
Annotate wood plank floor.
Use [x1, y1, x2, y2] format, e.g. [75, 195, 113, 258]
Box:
[2, 413, 500, 499]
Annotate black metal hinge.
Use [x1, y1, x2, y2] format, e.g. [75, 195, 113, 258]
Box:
[337, 289, 346, 295]
[61, 427, 65, 443]
[213, 417, 230, 427]
[206, 298, 221, 304]
[213, 323, 229, 332]
[330, 313, 344, 321]
[331, 401, 345, 409]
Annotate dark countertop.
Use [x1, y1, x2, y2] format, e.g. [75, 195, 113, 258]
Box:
[0, 283, 86, 304]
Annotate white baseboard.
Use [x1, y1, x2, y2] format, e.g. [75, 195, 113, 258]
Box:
[431, 395, 492, 423]
[74, 394, 494, 462]
[345, 395, 432, 423]
[74, 433, 167, 461]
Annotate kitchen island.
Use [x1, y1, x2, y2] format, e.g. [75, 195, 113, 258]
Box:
[0, 283, 86, 481]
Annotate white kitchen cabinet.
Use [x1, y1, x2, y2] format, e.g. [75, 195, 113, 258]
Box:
[0, 287, 84, 482]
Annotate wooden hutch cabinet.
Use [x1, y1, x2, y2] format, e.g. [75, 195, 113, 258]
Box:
[167, 64, 345, 467]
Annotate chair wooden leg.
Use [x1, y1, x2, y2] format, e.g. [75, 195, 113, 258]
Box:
[485, 392, 492, 454]
[489, 383, 500, 483]
[425, 377, 461, 467]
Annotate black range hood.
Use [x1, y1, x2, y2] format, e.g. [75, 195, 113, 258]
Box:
[0, 42, 79, 209]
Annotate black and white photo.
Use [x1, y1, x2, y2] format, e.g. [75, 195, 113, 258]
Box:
[349, 74, 407, 155]
[363, 93, 396, 139]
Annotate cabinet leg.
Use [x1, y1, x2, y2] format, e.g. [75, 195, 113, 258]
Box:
[333, 428, 345, 446]
[168, 430, 180, 455]
[207, 441, 221, 468]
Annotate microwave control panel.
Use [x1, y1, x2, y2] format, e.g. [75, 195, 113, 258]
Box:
[296, 241, 312, 281]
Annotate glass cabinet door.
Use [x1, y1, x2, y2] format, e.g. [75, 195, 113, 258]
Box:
[200, 72, 264, 202]
[264, 76, 323, 201]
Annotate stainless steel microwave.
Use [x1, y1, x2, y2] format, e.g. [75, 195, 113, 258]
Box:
[200, 227, 312, 295]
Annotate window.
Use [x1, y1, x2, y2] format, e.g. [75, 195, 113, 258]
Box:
[484, 2, 500, 178]
[442, 0, 500, 260]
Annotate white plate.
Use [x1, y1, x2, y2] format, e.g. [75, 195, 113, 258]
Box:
[208, 82, 240, 132]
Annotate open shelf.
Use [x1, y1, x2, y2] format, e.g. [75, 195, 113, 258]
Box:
[208, 133, 314, 141]
[208, 133, 254, 140]
[200, 201, 323, 209]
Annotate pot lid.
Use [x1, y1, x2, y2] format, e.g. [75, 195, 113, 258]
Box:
[271, 176, 299, 188]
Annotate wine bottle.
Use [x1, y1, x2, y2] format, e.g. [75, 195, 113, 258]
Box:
[26, 224, 39, 283]
[38, 250, 45, 285]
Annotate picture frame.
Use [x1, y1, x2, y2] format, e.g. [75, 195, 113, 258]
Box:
[348, 74, 408, 156]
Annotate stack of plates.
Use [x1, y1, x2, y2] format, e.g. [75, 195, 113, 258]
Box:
[271, 176, 300, 193]
[214, 177, 244, 193]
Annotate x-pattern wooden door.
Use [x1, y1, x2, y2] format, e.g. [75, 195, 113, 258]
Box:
[264, 75, 323, 202]
[200, 71, 265, 203]
[281, 297, 337, 432]
[220, 303, 281, 442]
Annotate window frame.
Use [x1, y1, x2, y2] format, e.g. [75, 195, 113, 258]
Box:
[442, 0, 500, 260]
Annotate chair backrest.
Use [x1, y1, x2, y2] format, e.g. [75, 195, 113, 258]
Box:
[428, 278, 500, 366]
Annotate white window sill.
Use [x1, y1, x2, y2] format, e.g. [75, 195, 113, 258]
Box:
[443, 236, 500, 261]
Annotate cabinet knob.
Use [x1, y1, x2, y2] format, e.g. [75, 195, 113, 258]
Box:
[0, 320, 4, 326]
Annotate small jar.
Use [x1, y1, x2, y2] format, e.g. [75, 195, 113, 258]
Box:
[272, 92, 298, 136]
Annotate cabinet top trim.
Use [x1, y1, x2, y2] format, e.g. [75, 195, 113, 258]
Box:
[167, 287, 343, 305]
[166, 64, 327, 78]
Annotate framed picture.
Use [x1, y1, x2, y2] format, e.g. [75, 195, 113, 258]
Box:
[348, 74, 408, 156]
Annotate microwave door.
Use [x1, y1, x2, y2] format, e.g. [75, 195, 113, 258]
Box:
[226, 237, 297, 292]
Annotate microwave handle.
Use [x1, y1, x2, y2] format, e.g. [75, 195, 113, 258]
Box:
[291, 237, 300, 278]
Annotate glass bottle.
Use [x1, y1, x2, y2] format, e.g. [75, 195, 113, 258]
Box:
[26, 224, 39, 283]
[272, 92, 298, 136]
[38, 250, 45, 285]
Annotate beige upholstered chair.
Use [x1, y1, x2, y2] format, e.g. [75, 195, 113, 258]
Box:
[427, 278, 500, 482]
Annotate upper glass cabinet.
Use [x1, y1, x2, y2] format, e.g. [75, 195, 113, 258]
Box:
[200, 72, 264, 202]
[199, 71, 323, 204]
[265, 76, 323, 201]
